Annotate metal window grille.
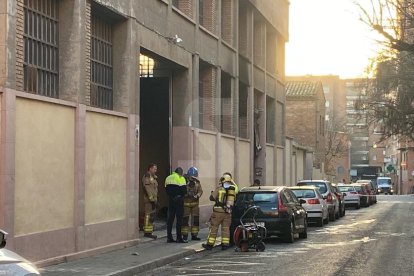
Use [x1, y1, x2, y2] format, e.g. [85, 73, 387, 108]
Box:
[23, 0, 59, 98]
[91, 15, 113, 109]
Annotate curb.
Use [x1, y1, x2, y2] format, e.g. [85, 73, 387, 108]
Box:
[105, 249, 196, 276]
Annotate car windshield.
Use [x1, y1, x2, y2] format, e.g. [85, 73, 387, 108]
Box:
[297, 182, 327, 193]
[236, 192, 278, 206]
[290, 189, 316, 198]
[377, 178, 391, 185]
[338, 186, 354, 192]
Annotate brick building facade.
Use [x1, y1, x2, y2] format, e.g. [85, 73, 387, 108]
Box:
[286, 80, 326, 172]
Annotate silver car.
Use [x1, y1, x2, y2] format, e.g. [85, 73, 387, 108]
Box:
[0, 230, 40, 275]
[297, 180, 340, 221]
[288, 186, 329, 227]
[337, 185, 361, 209]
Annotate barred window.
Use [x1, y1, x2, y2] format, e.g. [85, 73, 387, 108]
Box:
[139, 54, 155, 78]
[172, 0, 193, 18]
[91, 15, 113, 109]
[239, 82, 249, 139]
[199, 62, 217, 131]
[199, 0, 217, 33]
[266, 96, 275, 144]
[23, 0, 59, 98]
[221, 72, 233, 135]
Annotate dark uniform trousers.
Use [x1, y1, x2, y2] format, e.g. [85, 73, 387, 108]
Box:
[167, 196, 184, 239]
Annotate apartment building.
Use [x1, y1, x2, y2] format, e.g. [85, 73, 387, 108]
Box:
[0, 0, 289, 262]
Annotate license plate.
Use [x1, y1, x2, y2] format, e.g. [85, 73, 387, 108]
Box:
[245, 222, 265, 227]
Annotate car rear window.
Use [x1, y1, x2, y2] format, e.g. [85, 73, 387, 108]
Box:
[353, 185, 363, 192]
[297, 182, 327, 193]
[290, 189, 316, 198]
[338, 186, 354, 192]
[236, 192, 278, 206]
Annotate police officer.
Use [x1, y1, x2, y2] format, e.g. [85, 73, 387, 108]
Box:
[202, 173, 238, 250]
[165, 167, 187, 243]
[142, 163, 158, 239]
[182, 167, 203, 241]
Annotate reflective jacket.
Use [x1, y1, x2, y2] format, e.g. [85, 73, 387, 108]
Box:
[184, 177, 203, 204]
[210, 182, 238, 213]
[165, 172, 187, 198]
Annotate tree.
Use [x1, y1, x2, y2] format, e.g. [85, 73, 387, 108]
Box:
[324, 118, 349, 176]
[355, 0, 414, 142]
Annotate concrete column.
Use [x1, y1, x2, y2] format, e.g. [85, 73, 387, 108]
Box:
[59, 0, 88, 103]
[192, 54, 200, 128]
[113, 19, 137, 114]
[74, 104, 86, 252]
[0, 89, 16, 247]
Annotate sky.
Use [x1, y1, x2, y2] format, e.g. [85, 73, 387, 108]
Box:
[286, 0, 383, 79]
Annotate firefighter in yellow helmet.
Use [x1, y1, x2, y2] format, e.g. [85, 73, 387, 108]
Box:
[142, 163, 158, 239]
[202, 173, 238, 250]
[182, 167, 203, 241]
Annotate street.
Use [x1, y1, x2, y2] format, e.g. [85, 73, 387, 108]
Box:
[143, 195, 414, 276]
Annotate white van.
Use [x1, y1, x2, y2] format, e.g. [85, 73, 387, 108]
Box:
[376, 177, 393, 195]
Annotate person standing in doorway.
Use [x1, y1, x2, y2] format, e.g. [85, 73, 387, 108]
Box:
[142, 163, 158, 239]
[165, 167, 187, 243]
[182, 167, 203, 241]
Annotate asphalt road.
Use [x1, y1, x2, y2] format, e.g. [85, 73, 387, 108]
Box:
[143, 195, 414, 276]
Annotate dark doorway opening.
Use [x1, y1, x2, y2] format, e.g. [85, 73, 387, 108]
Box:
[139, 77, 170, 231]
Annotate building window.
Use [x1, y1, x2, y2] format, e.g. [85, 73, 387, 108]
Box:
[199, 0, 217, 33]
[23, 0, 59, 98]
[90, 15, 113, 109]
[239, 81, 249, 139]
[325, 101, 330, 108]
[325, 115, 330, 121]
[199, 62, 217, 131]
[253, 20, 265, 67]
[266, 96, 275, 143]
[172, 0, 193, 18]
[221, 72, 233, 135]
[372, 154, 377, 161]
[140, 54, 155, 78]
[221, 0, 233, 44]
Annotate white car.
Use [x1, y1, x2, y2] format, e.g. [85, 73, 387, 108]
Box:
[0, 230, 40, 275]
[289, 186, 329, 227]
[337, 185, 361, 209]
[297, 180, 340, 221]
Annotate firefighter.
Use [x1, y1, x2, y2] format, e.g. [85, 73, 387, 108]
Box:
[165, 167, 188, 243]
[202, 173, 238, 250]
[142, 163, 158, 239]
[182, 167, 203, 241]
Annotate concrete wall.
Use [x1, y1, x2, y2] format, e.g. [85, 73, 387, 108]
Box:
[266, 146, 274, 185]
[0, 0, 6, 86]
[197, 131, 217, 206]
[85, 112, 127, 225]
[238, 140, 251, 187]
[277, 147, 284, 184]
[220, 136, 235, 177]
[15, 99, 75, 236]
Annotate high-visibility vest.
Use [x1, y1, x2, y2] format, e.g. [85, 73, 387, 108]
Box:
[165, 172, 186, 187]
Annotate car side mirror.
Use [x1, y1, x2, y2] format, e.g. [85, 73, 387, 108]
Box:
[323, 196, 327, 200]
[0, 230, 7, 249]
[343, 193, 347, 197]
[299, 199, 306, 205]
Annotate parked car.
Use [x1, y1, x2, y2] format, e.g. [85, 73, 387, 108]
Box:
[376, 176, 394, 195]
[0, 230, 40, 275]
[296, 180, 340, 221]
[331, 184, 346, 217]
[350, 184, 370, 207]
[337, 185, 361, 209]
[356, 179, 378, 203]
[288, 186, 329, 227]
[232, 186, 308, 243]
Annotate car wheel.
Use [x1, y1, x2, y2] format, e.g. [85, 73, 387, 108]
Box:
[342, 207, 346, 217]
[339, 205, 344, 217]
[284, 221, 295, 243]
[317, 217, 324, 227]
[323, 216, 329, 225]
[329, 209, 335, 221]
[356, 203, 360, 209]
[335, 208, 340, 219]
[299, 221, 308, 239]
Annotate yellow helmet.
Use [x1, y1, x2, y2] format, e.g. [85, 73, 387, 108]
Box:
[222, 173, 232, 182]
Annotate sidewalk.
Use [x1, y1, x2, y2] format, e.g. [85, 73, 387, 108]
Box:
[40, 227, 218, 276]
